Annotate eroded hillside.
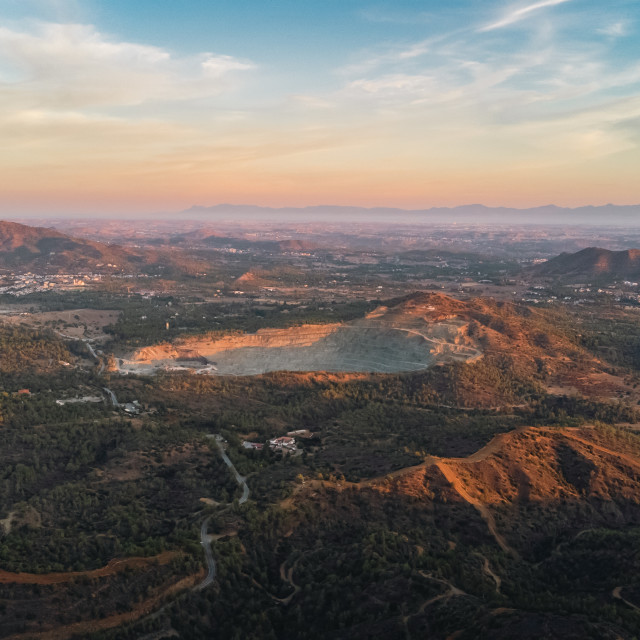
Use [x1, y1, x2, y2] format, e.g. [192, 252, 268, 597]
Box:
[367, 425, 640, 558]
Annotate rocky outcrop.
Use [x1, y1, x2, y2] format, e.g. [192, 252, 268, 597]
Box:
[132, 324, 340, 363]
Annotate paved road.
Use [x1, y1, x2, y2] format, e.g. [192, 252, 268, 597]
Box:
[198, 516, 216, 589]
[84, 340, 98, 359]
[211, 437, 250, 505]
[198, 435, 251, 590]
[103, 387, 119, 408]
[55, 331, 98, 359]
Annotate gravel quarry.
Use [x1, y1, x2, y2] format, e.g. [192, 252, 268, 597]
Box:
[119, 303, 482, 376]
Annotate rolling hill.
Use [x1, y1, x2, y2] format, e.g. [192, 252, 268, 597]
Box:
[532, 247, 640, 281]
[0, 220, 142, 272]
[273, 424, 640, 639]
[0, 220, 205, 275]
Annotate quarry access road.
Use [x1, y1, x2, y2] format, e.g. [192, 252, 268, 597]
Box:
[435, 460, 519, 559]
[84, 340, 98, 359]
[197, 435, 250, 590]
[103, 387, 119, 408]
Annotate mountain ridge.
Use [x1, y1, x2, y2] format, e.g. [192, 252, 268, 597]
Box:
[179, 203, 640, 225]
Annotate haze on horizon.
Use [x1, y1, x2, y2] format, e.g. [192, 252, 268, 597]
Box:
[0, 0, 638, 216]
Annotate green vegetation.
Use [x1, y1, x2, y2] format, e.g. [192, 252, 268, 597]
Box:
[2, 297, 640, 639]
[105, 298, 379, 349]
[0, 325, 71, 373]
[578, 309, 640, 372]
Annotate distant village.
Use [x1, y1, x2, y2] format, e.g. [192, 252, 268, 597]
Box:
[0, 272, 107, 296]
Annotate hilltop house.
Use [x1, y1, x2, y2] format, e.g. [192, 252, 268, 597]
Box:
[268, 436, 297, 452]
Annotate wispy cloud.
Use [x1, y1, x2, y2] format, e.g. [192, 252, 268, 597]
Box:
[0, 1, 638, 211]
[479, 0, 573, 32]
[202, 54, 255, 77]
[597, 21, 630, 37]
[288, 0, 640, 180]
[0, 22, 255, 111]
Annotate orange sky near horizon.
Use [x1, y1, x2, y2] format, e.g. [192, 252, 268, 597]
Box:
[0, 1, 638, 215]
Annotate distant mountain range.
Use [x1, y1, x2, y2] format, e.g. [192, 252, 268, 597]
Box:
[172, 228, 317, 252]
[532, 247, 640, 281]
[181, 203, 640, 225]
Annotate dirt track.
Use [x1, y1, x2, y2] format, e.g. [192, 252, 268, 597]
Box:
[0, 551, 180, 585]
[435, 460, 519, 558]
[5, 571, 203, 640]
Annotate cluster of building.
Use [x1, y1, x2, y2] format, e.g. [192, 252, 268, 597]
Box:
[242, 430, 313, 454]
[521, 282, 640, 307]
[242, 436, 296, 452]
[0, 273, 101, 296]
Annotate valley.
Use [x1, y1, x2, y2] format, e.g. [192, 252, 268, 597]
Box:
[1, 219, 640, 639]
[3, 0, 640, 635]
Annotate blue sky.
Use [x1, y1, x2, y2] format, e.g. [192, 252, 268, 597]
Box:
[0, 0, 638, 213]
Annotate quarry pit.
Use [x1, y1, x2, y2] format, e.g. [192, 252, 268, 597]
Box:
[118, 311, 482, 376]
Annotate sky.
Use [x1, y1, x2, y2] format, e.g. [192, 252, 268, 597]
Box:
[0, 0, 638, 215]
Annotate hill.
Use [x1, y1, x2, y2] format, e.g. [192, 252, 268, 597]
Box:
[532, 247, 640, 281]
[375, 425, 640, 557]
[118, 291, 623, 407]
[0, 220, 141, 273]
[143, 423, 640, 640]
[260, 424, 640, 639]
[0, 220, 206, 275]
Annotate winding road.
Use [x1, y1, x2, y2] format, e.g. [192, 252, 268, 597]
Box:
[198, 435, 250, 590]
[198, 516, 216, 590]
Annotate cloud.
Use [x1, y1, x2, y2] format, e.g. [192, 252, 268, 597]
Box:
[202, 54, 255, 77]
[296, 0, 640, 175]
[0, 22, 255, 110]
[479, 0, 573, 32]
[597, 21, 629, 37]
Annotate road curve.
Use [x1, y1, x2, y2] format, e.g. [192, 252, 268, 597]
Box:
[198, 435, 251, 590]
[198, 516, 216, 590]
[211, 438, 250, 505]
[613, 586, 640, 611]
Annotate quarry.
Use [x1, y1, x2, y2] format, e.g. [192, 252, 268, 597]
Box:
[119, 301, 482, 376]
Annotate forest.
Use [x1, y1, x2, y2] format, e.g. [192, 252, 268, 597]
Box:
[1, 298, 640, 638]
